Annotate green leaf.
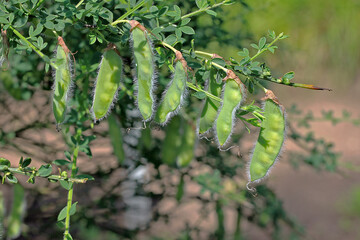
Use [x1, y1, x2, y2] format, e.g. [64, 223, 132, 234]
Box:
[179, 26, 195, 35]
[64, 151, 72, 160]
[164, 34, 177, 45]
[175, 28, 182, 39]
[57, 202, 77, 222]
[238, 48, 249, 57]
[196, 0, 208, 9]
[250, 43, 259, 49]
[283, 71, 295, 80]
[268, 30, 276, 39]
[0, 16, 9, 24]
[75, 174, 95, 181]
[44, 20, 55, 29]
[55, 21, 65, 31]
[65, 233, 73, 240]
[180, 18, 191, 26]
[59, 180, 72, 190]
[53, 159, 71, 166]
[258, 37, 266, 50]
[206, 10, 217, 16]
[21, 158, 32, 168]
[13, 15, 28, 28]
[268, 46, 278, 53]
[176, 175, 185, 202]
[0, 158, 10, 167]
[38, 164, 52, 177]
[6, 174, 18, 184]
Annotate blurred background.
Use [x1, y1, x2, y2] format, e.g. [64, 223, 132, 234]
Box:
[1, 0, 360, 239]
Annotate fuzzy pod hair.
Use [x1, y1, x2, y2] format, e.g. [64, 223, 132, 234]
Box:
[247, 91, 287, 184]
[52, 37, 74, 129]
[129, 21, 157, 122]
[214, 78, 246, 148]
[91, 46, 123, 122]
[154, 54, 188, 126]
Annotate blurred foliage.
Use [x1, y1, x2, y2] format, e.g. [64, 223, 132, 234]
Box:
[196, 0, 360, 88]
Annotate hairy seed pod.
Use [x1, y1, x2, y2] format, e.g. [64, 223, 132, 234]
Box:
[52, 37, 73, 127]
[107, 114, 125, 164]
[91, 46, 123, 121]
[177, 121, 197, 167]
[198, 68, 222, 135]
[248, 91, 286, 183]
[162, 116, 182, 166]
[130, 21, 156, 121]
[155, 59, 187, 125]
[215, 79, 244, 147]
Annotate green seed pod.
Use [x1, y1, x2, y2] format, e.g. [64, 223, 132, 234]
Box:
[91, 46, 123, 121]
[0, 29, 9, 68]
[107, 114, 125, 164]
[177, 120, 197, 168]
[215, 78, 244, 147]
[162, 116, 182, 166]
[198, 68, 222, 135]
[130, 21, 156, 121]
[248, 91, 286, 183]
[52, 37, 73, 128]
[155, 59, 187, 125]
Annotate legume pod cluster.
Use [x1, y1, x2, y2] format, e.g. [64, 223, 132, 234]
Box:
[49, 22, 289, 185]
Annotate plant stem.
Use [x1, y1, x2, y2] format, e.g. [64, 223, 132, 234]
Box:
[161, 41, 178, 54]
[75, 0, 85, 8]
[63, 146, 79, 239]
[9, 26, 57, 69]
[110, 0, 147, 26]
[255, 77, 332, 91]
[181, 0, 230, 20]
[245, 34, 283, 65]
[1, 167, 89, 183]
[186, 82, 222, 102]
[194, 50, 228, 72]
[254, 79, 268, 93]
[28, 0, 45, 14]
[182, 49, 228, 73]
[184, 49, 331, 91]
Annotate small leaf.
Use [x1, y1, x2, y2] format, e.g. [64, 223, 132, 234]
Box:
[206, 10, 217, 16]
[0, 158, 10, 167]
[250, 43, 259, 49]
[64, 151, 72, 160]
[268, 30, 276, 39]
[179, 26, 195, 35]
[75, 174, 95, 181]
[57, 206, 67, 221]
[180, 18, 191, 26]
[258, 37, 266, 49]
[6, 174, 18, 184]
[283, 71, 295, 80]
[59, 180, 72, 190]
[38, 164, 52, 177]
[21, 158, 32, 168]
[44, 20, 55, 29]
[164, 34, 177, 45]
[196, 0, 208, 9]
[53, 159, 71, 166]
